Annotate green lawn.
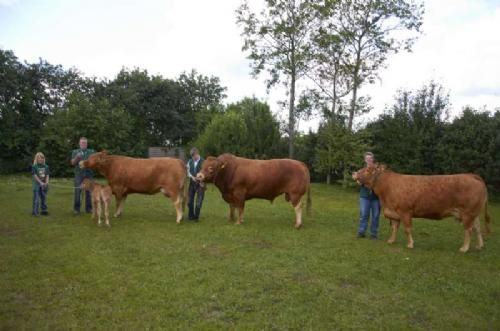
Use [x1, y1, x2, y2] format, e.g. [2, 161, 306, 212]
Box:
[1, 175, 499, 330]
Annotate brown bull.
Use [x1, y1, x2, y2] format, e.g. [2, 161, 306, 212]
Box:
[79, 151, 186, 223]
[353, 165, 491, 252]
[196, 153, 311, 228]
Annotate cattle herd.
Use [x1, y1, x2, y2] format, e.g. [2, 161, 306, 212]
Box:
[79, 152, 492, 253]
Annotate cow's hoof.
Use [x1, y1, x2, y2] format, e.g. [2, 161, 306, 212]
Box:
[387, 239, 395, 244]
[459, 247, 469, 253]
[294, 223, 302, 229]
[407, 244, 414, 249]
[235, 221, 242, 225]
[106, 223, 110, 227]
[98, 223, 102, 227]
[475, 245, 483, 250]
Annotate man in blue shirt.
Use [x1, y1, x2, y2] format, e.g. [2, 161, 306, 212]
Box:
[70, 137, 95, 215]
[357, 152, 381, 239]
[186, 147, 205, 221]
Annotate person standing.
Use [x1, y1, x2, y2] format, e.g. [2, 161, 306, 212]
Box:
[186, 147, 205, 221]
[70, 137, 95, 215]
[357, 152, 381, 239]
[32, 152, 50, 216]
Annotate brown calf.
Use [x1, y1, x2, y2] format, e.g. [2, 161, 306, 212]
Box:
[81, 178, 113, 227]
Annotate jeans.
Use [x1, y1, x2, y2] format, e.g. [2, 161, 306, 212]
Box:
[32, 187, 48, 215]
[74, 175, 92, 213]
[358, 197, 381, 237]
[188, 180, 205, 220]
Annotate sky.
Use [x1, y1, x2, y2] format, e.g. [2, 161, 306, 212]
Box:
[1, 0, 500, 132]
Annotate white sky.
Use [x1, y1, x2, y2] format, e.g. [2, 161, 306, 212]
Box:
[1, 0, 500, 132]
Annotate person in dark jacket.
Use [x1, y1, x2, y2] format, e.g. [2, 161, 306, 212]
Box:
[357, 152, 381, 239]
[186, 147, 205, 221]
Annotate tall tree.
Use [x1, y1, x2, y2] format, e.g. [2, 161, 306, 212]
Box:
[316, 0, 424, 130]
[236, 0, 315, 158]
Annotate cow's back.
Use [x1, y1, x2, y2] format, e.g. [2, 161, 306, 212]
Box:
[377, 172, 487, 219]
[221, 155, 309, 200]
[103, 156, 186, 194]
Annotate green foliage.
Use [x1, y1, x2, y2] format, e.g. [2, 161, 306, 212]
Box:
[196, 111, 249, 157]
[366, 81, 449, 175]
[315, 119, 369, 185]
[196, 98, 283, 159]
[439, 108, 500, 189]
[38, 92, 135, 176]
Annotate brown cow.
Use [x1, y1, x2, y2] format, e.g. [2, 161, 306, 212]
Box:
[196, 153, 311, 228]
[352, 165, 491, 252]
[79, 151, 186, 223]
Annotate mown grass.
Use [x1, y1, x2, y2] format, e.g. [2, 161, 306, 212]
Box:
[1, 175, 499, 330]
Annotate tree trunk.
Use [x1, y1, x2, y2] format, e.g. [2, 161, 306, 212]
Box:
[288, 70, 296, 158]
[349, 48, 362, 132]
[326, 172, 331, 185]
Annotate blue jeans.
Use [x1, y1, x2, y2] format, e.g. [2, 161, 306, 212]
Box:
[74, 175, 92, 213]
[358, 198, 381, 237]
[32, 187, 48, 215]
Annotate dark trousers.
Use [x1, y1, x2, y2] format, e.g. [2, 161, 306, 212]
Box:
[32, 187, 48, 215]
[188, 180, 205, 220]
[74, 175, 92, 213]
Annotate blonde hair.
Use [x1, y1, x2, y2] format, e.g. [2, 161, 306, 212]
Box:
[33, 152, 45, 165]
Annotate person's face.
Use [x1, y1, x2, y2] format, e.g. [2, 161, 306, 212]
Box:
[79, 139, 88, 150]
[37, 155, 45, 163]
[365, 155, 375, 167]
[192, 152, 200, 161]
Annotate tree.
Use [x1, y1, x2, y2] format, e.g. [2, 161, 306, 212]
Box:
[315, 119, 369, 185]
[105, 68, 193, 149]
[196, 111, 250, 157]
[366, 81, 450, 174]
[177, 69, 227, 138]
[316, 0, 424, 130]
[236, 0, 315, 158]
[226, 97, 282, 158]
[38, 92, 134, 176]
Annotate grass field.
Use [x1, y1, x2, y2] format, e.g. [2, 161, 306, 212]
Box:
[1, 175, 499, 330]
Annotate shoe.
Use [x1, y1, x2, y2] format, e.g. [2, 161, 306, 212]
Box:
[73, 210, 80, 216]
[357, 233, 366, 238]
[32, 213, 39, 217]
[41, 212, 49, 216]
[370, 235, 377, 240]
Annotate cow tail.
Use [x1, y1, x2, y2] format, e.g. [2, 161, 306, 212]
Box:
[306, 185, 312, 216]
[484, 193, 491, 234]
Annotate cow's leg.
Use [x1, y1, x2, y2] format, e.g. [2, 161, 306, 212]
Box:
[473, 216, 484, 250]
[91, 198, 97, 219]
[293, 198, 303, 229]
[97, 198, 102, 226]
[387, 219, 400, 244]
[402, 216, 414, 249]
[114, 194, 127, 218]
[173, 193, 183, 224]
[104, 199, 110, 227]
[460, 216, 474, 253]
[229, 205, 236, 222]
[236, 204, 245, 225]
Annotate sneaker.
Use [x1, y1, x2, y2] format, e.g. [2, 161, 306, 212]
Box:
[357, 233, 366, 238]
[32, 213, 39, 217]
[370, 235, 377, 240]
[73, 210, 80, 216]
[41, 212, 49, 216]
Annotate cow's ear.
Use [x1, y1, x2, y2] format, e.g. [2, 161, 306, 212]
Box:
[101, 150, 109, 155]
[221, 162, 226, 169]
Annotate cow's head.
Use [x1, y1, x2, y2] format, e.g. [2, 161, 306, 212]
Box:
[79, 151, 108, 170]
[196, 156, 226, 183]
[352, 164, 386, 188]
